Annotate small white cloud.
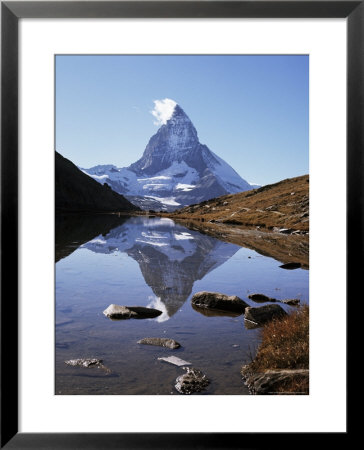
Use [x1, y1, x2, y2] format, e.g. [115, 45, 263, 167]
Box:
[151, 98, 177, 126]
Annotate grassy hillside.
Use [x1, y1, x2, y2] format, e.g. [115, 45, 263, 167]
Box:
[169, 174, 309, 232]
[55, 152, 139, 213]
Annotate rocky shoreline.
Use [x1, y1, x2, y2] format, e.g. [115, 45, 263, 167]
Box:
[241, 367, 309, 395]
[165, 219, 309, 269]
[64, 293, 308, 394]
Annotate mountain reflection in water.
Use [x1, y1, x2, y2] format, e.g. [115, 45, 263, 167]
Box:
[56, 215, 240, 320]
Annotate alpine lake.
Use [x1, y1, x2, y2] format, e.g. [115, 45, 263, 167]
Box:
[56, 214, 309, 395]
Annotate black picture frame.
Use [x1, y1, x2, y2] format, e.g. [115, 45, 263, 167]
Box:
[1, 1, 356, 448]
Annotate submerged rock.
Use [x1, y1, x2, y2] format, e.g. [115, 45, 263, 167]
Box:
[65, 358, 102, 368]
[158, 356, 191, 366]
[137, 337, 180, 349]
[103, 304, 162, 320]
[191, 291, 248, 313]
[64, 358, 111, 373]
[243, 318, 260, 329]
[175, 367, 210, 394]
[244, 304, 287, 325]
[279, 298, 300, 306]
[242, 368, 309, 395]
[279, 262, 301, 270]
[248, 294, 300, 307]
[248, 293, 277, 303]
[191, 303, 243, 318]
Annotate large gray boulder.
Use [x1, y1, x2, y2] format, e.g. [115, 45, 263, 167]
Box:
[175, 367, 210, 394]
[244, 304, 287, 325]
[103, 304, 162, 320]
[191, 291, 248, 313]
[137, 338, 180, 349]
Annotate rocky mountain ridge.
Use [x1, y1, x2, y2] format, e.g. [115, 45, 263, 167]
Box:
[82, 103, 254, 211]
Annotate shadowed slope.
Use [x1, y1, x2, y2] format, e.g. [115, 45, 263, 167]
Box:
[55, 151, 140, 213]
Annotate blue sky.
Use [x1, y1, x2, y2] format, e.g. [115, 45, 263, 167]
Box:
[56, 55, 308, 186]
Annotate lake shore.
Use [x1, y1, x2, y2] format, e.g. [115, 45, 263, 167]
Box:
[151, 174, 309, 268]
[163, 218, 309, 269]
[56, 214, 308, 395]
[241, 305, 309, 394]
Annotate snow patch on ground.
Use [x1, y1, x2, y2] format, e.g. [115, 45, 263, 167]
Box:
[148, 196, 180, 206]
[204, 150, 251, 193]
[176, 183, 195, 191]
[82, 170, 109, 181]
[135, 239, 167, 247]
[138, 176, 171, 181]
[174, 232, 193, 240]
[88, 238, 106, 244]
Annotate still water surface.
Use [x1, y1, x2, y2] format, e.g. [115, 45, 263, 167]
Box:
[55, 215, 309, 395]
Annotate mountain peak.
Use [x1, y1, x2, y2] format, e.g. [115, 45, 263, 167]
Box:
[83, 102, 254, 210]
[166, 104, 194, 128]
[170, 104, 187, 119]
[151, 99, 191, 127]
[128, 102, 200, 175]
[163, 104, 198, 143]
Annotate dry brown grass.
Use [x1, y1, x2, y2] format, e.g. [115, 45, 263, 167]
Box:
[167, 174, 309, 231]
[273, 375, 309, 394]
[249, 305, 309, 373]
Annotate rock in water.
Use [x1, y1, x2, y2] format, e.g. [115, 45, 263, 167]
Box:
[64, 358, 111, 373]
[279, 298, 300, 306]
[103, 305, 137, 319]
[279, 262, 301, 270]
[244, 304, 287, 325]
[158, 356, 191, 367]
[175, 367, 210, 394]
[103, 304, 162, 319]
[191, 291, 248, 313]
[248, 293, 277, 303]
[243, 319, 260, 330]
[192, 303, 243, 317]
[65, 358, 102, 368]
[137, 338, 180, 349]
[248, 294, 300, 306]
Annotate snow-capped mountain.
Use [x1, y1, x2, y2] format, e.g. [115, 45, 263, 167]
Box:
[82, 103, 254, 211]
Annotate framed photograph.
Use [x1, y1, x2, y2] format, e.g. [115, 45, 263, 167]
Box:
[1, 1, 356, 447]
